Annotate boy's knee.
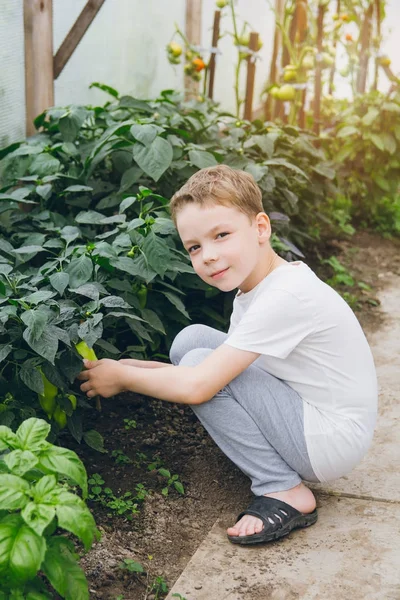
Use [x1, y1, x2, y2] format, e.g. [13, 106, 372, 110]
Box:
[169, 324, 209, 365]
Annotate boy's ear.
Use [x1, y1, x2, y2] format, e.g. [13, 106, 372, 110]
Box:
[256, 212, 271, 241]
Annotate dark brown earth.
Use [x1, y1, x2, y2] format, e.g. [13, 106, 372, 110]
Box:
[67, 230, 400, 600]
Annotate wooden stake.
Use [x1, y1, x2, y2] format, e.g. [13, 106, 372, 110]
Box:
[313, 3, 325, 135]
[185, 0, 202, 99]
[329, 0, 341, 95]
[357, 2, 374, 94]
[244, 33, 259, 121]
[265, 0, 284, 121]
[24, 0, 54, 137]
[54, 0, 106, 79]
[208, 10, 221, 99]
[372, 0, 381, 91]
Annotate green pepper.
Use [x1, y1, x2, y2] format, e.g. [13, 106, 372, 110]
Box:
[53, 405, 67, 429]
[137, 285, 147, 309]
[75, 341, 98, 361]
[67, 394, 77, 410]
[37, 369, 57, 418]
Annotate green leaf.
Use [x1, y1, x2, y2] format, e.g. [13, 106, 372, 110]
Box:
[49, 272, 69, 295]
[83, 430, 107, 454]
[75, 210, 105, 224]
[252, 134, 275, 158]
[58, 107, 89, 142]
[264, 158, 308, 179]
[0, 474, 30, 510]
[29, 154, 61, 178]
[244, 163, 267, 182]
[36, 184, 52, 201]
[37, 445, 88, 498]
[361, 107, 379, 126]
[370, 133, 385, 151]
[4, 450, 38, 477]
[42, 536, 89, 600]
[21, 308, 48, 341]
[162, 291, 190, 319]
[23, 326, 59, 365]
[132, 137, 173, 181]
[0, 426, 19, 452]
[158, 468, 170, 478]
[188, 150, 218, 169]
[130, 124, 164, 145]
[66, 255, 93, 288]
[99, 295, 130, 308]
[19, 362, 44, 394]
[142, 231, 173, 278]
[21, 502, 56, 537]
[140, 308, 166, 334]
[174, 481, 185, 495]
[89, 82, 119, 97]
[14, 245, 46, 255]
[56, 499, 97, 551]
[64, 185, 93, 193]
[32, 475, 57, 502]
[372, 174, 390, 191]
[381, 133, 397, 155]
[16, 418, 50, 451]
[0, 344, 12, 364]
[0, 514, 46, 584]
[23, 290, 56, 305]
[337, 125, 359, 138]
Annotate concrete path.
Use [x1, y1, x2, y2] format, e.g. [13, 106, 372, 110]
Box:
[167, 277, 400, 600]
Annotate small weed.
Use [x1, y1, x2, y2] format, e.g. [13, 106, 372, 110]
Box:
[157, 468, 185, 496]
[323, 256, 355, 287]
[88, 473, 148, 519]
[172, 595, 188, 600]
[124, 418, 137, 430]
[119, 558, 144, 573]
[151, 575, 169, 599]
[111, 449, 132, 464]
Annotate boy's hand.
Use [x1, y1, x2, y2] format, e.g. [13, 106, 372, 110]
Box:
[77, 358, 127, 398]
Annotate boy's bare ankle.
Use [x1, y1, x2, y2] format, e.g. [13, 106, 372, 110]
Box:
[263, 482, 316, 514]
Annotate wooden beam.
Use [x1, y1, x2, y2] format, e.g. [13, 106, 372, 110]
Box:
[53, 0, 106, 79]
[207, 10, 221, 99]
[24, 0, 54, 137]
[185, 0, 202, 99]
[244, 32, 259, 121]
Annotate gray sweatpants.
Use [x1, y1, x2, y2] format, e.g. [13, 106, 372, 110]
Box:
[169, 324, 319, 495]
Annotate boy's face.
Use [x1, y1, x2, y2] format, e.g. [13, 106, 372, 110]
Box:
[176, 202, 272, 293]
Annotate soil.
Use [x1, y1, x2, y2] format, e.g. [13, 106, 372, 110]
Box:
[67, 230, 400, 600]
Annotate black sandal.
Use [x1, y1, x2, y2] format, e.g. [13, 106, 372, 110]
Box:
[227, 496, 318, 545]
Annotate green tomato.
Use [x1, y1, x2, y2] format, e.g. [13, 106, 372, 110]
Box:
[76, 341, 98, 361]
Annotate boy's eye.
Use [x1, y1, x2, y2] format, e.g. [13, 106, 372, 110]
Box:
[188, 232, 229, 254]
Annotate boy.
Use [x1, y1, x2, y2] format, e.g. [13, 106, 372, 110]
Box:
[78, 165, 378, 545]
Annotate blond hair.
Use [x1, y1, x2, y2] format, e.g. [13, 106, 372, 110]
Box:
[169, 165, 264, 228]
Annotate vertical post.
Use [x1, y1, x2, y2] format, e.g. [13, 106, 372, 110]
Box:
[372, 0, 381, 91]
[357, 2, 374, 94]
[313, 3, 325, 135]
[265, 0, 284, 121]
[24, 0, 54, 136]
[244, 32, 259, 121]
[185, 0, 202, 99]
[329, 0, 341, 95]
[207, 10, 221, 99]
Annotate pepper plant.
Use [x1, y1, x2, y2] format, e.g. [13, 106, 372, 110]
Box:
[0, 87, 341, 443]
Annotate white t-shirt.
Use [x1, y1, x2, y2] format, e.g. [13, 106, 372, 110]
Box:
[224, 261, 378, 483]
